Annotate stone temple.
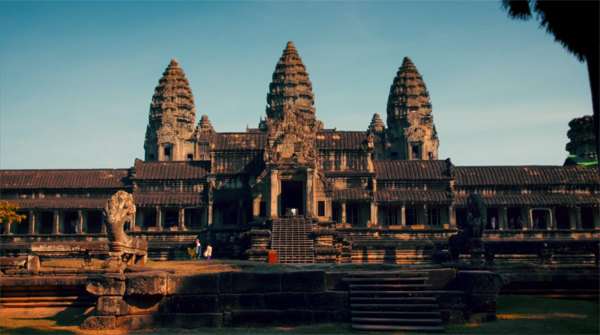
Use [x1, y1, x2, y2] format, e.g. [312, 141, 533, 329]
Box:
[1, 42, 599, 264]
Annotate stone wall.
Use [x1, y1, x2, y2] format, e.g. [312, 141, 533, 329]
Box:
[81, 270, 349, 330]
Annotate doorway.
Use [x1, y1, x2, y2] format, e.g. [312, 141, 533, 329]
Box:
[280, 180, 304, 216]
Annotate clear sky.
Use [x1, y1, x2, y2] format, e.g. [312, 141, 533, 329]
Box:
[0, 1, 592, 170]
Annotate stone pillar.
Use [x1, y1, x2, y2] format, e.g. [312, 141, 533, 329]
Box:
[178, 207, 185, 231]
[575, 206, 582, 229]
[101, 215, 107, 234]
[341, 203, 347, 224]
[52, 211, 60, 235]
[28, 211, 35, 235]
[370, 202, 378, 226]
[252, 198, 260, 220]
[326, 199, 332, 220]
[594, 207, 600, 230]
[207, 203, 213, 226]
[270, 170, 279, 218]
[522, 207, 532, 230]
[156, 206, 162, 231]
[306, 169, 315, 217]
[569, 207, 577, 230]
[130, 210, 136, 231]
[422, 204, 428, 226]
[448, 205, 457, 229]
[550, 208, 557, 230]
[499, 207, 508, 230]
[77, 211, 83, 234]
[401, 205, 406, 228]
[3, 221, 11, 235]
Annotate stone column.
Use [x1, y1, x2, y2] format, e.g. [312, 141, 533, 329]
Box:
[270, 170, 279, 218]
[237, 199, 244, 225]
[28, 211, 35, 235]
[401, 205, 406, 228]
[422, 204, 428, 226]
[499, 207, 508, 230]
[550, 208, 557, 230]
[207, 203, 213, 226]
[252, 198, 260, 220]
[569, 207, 577, 230]
[306, 169, 315, 217]
[77, 211, 84, 234]
[522, 207, 532, 230]
[101, 215, 107, 234]
[326, 199, 332, 220]
[52, 211, 60, 235]
[448, 206, 457, 229]
[156, 206, 162, 231]
[178, 207, 185, 230]
[370, 202, 378, 226]
[594, 207, 600, 230]
[341, 203, 347, 224]
[130, 210, 136, 231]
[575, 206, 582, 229]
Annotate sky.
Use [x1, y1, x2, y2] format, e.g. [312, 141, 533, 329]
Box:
[0, 1, 593, 170]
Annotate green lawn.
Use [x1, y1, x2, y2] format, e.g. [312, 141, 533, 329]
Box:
[0, 296, 598, 334]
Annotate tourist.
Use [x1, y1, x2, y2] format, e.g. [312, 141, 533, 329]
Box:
[490, 217, 496, 230]
[533, 217, 539, 230]
[516, 216, 522, 229]
[195, 239, 202, 260]
[509, 217, 515, 230]
[205, 244, 213, 260]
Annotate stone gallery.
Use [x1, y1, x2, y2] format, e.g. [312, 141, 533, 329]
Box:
[1, 41, 599, 264]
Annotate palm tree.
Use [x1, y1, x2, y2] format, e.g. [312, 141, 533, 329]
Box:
[501, 0, 599, 170]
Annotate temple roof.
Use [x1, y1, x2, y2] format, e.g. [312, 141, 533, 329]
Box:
[149, 59, 195, 122]
[454, 193, 600, 207]
[133, 160, 209, 180]
[266, 41, 316, 120]
[8, 198, 110, 210]
[376, 190, 451, 205]
[134, 193, 204, 206]
[213, 133, 268, 151]
[454, 165, 599, 187]
[0, 169, 129, 190]
[316, 131, 369, 150]
[373, 160, 449, 180]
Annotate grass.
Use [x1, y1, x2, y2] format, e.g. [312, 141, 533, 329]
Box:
[1, 296, 597, 334]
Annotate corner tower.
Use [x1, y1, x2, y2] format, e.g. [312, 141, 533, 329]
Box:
[144, 59, 196, 161]
[264, 41, 316, 124]
[386, 57, 439, 160]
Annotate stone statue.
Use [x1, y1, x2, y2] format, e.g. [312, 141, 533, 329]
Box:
[449, 193, 487, 264]
[102, 191, 147, 269]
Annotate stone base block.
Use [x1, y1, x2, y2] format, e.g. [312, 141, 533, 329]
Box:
[438, 309, 466, 324]
[164, 313, 223, 328]
[433, 291, 468, 311]
[80, 316, 116, 330]
[282, 271, 325, 292]
[116, 315, 164, 330]
[231, 310, 281, 326]
[466, 312, 497, 323]
[471, 294, 498, 313]
[279, 309, 312, 324]
[307, 292, 348, 310]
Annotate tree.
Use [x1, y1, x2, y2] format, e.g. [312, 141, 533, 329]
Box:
[501, 0, 599, 170]
[0, 200, 27, 235]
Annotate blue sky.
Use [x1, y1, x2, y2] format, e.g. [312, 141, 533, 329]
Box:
[0, 1, 592, 169]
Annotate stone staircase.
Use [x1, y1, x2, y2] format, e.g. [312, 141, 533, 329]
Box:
[271, 217, 315, 263]
[344, 271, 444, 332]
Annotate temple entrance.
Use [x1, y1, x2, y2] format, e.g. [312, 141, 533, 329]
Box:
[280, 180, 304, 216]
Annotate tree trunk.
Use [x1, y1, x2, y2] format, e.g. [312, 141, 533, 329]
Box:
[585, 49, 599, 176]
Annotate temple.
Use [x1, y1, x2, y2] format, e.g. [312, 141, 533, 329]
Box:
[2, 42, 599, 264]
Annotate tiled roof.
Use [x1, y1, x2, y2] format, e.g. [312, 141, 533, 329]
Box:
[373, 160, 449, 180]
[333, 189, 373, 202]
[133, 161, 209, 180]
[213, 133, 267, 151]
[316, 131, 368, 150]
[455, 166, 599, 186]
[0, 169, 129, 190]
[376, 190, 451, 204]
[8, 198, 109, 210]
[134, 193, 204, 206]
[454, 194, 600, 207]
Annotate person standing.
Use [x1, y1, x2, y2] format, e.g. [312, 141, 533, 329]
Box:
[516, 216, 522, 229]
[205, 244, 213, 260]
[490, 216, 496, 230]
[195, 239, 202, 260]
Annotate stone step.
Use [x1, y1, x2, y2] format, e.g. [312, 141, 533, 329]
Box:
[352, 324, 444, 332]
[344, 277, 428, 282]
[351, 311, 442, 318]
[351, 303, 439, 310]
[350, 284, 432, 289]
[352, 318, 443, 324]
[349, 290, 435, 296]
[350, 297, 437, 303]
[347, 271, 429, 277]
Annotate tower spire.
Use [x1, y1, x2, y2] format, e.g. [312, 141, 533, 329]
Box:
[265, 41, 316, 122]
[144, 59, 196, 161]
[386, 57, 439, 160]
